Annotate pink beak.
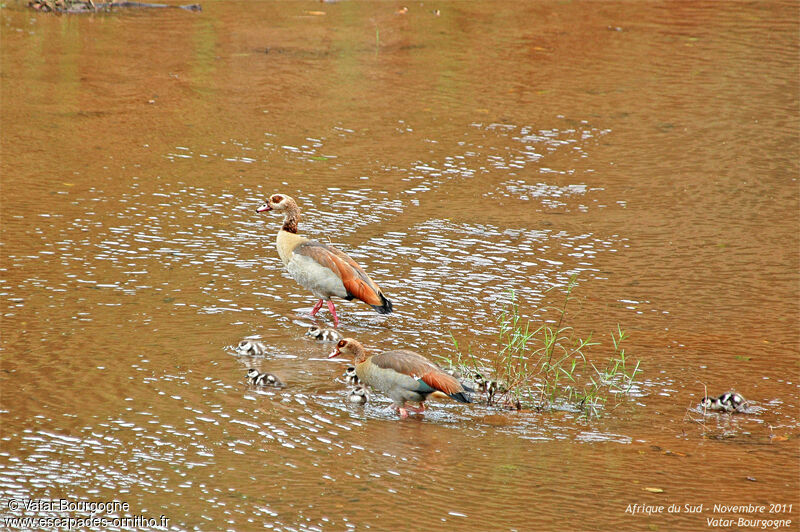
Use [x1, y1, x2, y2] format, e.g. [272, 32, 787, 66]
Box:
[256, 203, 271, 213]
[328, 348, 341, 359]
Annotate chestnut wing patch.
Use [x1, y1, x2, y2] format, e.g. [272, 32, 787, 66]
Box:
[372, 351, 463, 396]
[418, 371, 463, 396]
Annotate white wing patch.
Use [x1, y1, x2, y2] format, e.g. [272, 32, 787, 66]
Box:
[286, 254, 348, 299]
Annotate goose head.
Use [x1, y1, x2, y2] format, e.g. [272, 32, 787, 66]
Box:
[257, 193, 294, 213]
[328, 338, 367, 363]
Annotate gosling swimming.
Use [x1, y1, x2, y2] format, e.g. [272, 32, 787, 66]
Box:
[237, 340, 266, 356]
[343, 366, 359, 385]
[701, 392, 747, 413]
[305, 326, 343, 343]
[246, 368, 284, 388]
[347, 385, 368, 405]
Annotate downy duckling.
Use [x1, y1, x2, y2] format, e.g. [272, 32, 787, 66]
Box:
[701, 392, 747, 413]
[347, 385, 368, 405]
[485, 379, 502, 401]
[344, 366, 359, 385]
[246, 368, 284, 388]
[344, 366, 361, 386]
[486, 380, 517, 407]
[474, 372, 499, 393]
[305, 326, 343, 342]
[237, 339, 266, 356]
[474, 373, 508, 403]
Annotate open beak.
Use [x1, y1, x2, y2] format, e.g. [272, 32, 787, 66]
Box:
[256, 202, 272, 213]
[328, 348, 341, 359]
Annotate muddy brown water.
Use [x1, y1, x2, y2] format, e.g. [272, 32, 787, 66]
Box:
[1, 1, 798, 530]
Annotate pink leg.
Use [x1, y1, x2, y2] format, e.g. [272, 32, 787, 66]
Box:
[405, 403, 426, 414]
[387, 403, 408, 419]
[326, 300, 339, 328]
[310, 299, 324, 316]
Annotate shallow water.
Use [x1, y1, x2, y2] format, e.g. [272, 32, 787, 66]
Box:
[1, 0, 798, 530]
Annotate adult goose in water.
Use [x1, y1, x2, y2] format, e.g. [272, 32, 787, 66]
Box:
[329, 338, 471, 419]
[256, 194, 392, 327]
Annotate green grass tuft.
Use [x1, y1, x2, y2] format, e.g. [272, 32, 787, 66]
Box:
[441, 274, 642, 417]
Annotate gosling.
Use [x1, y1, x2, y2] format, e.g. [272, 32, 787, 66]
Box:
[237, 340, 266, 356]
[347, 385, 368, 405]
[305, 326, 343, 343]
[701, 392, 747, 413]
[246, 368, 284, 388]
[344, 366, 359, 386]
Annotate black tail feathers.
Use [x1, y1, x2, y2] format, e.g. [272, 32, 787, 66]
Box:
[449, 391, 472, 404]
[371, 292, 393, 315]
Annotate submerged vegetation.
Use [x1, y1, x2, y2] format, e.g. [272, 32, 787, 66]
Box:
[443, 275, 642, 417]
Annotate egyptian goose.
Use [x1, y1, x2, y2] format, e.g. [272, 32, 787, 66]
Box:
[256, 194, 392, 327]
[701, 392, 747, 413]
[305, 325, 343, 343]
[328, 338, 472, 419]
[348, 385, 368, 404]
[237, 340, 266, 356]
[246, 368, 284, 388]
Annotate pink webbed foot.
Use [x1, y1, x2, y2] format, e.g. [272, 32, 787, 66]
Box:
[326, 300, 340, 328]
[405, 404, 426, 414]
[386, 403, 409, 419]
[310, 299, 325, 316]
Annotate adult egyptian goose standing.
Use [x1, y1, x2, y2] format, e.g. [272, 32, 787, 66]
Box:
[256, 194, 392, 327]
[329, 338, 471, 419]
